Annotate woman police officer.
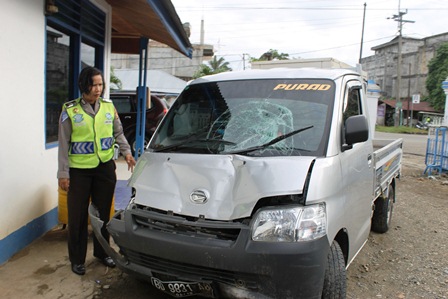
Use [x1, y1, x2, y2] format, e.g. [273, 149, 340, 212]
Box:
[57, 66, 136, 275]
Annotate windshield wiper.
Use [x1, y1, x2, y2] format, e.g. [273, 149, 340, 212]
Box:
[222, 125, 314, 155]
[153, 134, 236, 153]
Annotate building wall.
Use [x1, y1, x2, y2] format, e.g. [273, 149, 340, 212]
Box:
[0, 0, 112, 265]
[361, 33, 448, 101]
[0, 0, 57, 264]
[111, 41, 213, 81]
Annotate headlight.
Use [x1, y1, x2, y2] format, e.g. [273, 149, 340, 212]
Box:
[251, 203, 327, 242]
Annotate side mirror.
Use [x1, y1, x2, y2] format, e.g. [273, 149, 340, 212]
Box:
[343, 115, 369, 151]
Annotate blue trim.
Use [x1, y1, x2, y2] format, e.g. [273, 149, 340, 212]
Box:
[45, 141, 58, 150]
[146, 0, 193, 58]
[135, 37, 149, 160]
[0, 208, 58, 265]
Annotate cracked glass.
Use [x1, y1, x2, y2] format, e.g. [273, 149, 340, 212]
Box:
[150, 79, 335, 157]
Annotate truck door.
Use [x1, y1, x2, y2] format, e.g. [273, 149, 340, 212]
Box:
[339, 81, 374, 258]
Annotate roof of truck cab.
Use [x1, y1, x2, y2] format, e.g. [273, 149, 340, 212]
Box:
[190, 68, 361, 84]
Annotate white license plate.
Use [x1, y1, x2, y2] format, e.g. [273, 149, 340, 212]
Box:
[151, 277, 214, 298]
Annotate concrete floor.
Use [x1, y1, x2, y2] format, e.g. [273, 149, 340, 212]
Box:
[0, 157, 133, 299]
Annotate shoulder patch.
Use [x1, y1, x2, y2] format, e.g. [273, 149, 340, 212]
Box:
[64, 99, 78, 109]
[61, 111, 69, 123]
[101, 98, 112, 103]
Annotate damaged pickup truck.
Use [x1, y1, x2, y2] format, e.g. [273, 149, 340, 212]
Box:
[89, 68, 402, 299]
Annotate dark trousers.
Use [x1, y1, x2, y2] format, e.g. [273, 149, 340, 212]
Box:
[67, 160, 116, 265]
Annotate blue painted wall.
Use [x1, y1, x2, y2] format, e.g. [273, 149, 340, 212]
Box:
[0, 208, 58, 265]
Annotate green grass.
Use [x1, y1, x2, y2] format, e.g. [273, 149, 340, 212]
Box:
[375, 125, 427, 134]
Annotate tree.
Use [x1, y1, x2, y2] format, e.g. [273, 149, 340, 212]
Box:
[110, 66, 122, 90]
[193, 56, 232, 79]
[425, 42, 448, 111]
[251, 49, 290, 62]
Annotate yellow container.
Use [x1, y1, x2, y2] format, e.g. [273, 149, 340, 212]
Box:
[58, 187, 115, 225]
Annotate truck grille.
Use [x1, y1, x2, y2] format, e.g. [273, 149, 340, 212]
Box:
[131, 206, 249, 242]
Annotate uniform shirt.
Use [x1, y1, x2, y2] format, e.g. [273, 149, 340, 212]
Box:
[57, 98, 132, 179]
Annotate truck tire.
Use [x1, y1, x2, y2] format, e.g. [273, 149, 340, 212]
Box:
[322, 241, 346, 299]
[371, 184, 394, 233]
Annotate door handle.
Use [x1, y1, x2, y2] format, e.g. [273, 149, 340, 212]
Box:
[367, 154, 372, 168]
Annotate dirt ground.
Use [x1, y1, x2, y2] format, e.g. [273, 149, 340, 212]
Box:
[346, 153, 448, 299]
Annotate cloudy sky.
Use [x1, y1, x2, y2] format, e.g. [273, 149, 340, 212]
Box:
[171, 0, 447, 70]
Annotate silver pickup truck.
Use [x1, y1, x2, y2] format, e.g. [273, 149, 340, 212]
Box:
[90, 68, 402, 299]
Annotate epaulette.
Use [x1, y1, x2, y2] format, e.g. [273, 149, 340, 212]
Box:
[64, 99, 78, 109]
[101, 98, 113, 103]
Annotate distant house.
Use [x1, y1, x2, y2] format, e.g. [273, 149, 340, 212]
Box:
[377, 98, 442, 126]
[111, 22, 214, 81]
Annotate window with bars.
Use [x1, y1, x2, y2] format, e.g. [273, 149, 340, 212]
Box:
[45, 0, 105, 145]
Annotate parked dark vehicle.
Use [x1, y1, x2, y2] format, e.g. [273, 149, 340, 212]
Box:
[110, 91, 168, 155]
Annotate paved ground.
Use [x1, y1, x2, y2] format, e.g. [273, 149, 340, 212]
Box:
[0, 157, 133, 299]
[0, 132, 436, 299]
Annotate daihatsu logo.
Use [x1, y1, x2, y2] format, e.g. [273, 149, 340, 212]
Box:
[190, 189, 209, 204]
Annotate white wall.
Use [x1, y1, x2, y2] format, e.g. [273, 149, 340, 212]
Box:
[0, 0, 59, 243]
[0, 0, 115, 264]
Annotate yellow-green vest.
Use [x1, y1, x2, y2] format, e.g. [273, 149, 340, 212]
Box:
[65, 98, 115, 168]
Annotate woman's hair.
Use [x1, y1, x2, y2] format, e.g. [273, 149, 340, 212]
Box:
[78, 66, 105, 95]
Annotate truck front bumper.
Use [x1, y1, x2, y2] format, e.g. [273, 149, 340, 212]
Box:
[89, 204, 329, 299]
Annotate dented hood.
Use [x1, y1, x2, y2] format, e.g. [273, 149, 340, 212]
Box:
[128, 152, 315, 220]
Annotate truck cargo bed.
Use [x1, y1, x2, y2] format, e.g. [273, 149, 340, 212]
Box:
[373, 138, 403, 198]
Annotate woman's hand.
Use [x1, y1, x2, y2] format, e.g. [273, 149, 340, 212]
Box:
[58, 178, 70, 192]
[125, 154, 136, 172]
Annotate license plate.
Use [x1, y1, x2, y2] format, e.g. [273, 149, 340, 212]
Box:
[150, 277, 214, 298]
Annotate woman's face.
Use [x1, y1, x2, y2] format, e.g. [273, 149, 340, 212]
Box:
[83, 74, 103, 104]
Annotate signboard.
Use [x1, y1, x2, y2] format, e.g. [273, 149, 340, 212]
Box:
[412, 94, 420, 104]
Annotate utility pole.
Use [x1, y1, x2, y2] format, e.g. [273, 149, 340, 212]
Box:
[242, 53, 249, 70]
[359, 3, 367, 64]
[389, 0, 414, 126]
[407, 63, 411, 127]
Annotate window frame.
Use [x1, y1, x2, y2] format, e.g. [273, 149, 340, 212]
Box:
[45, 0, 106, 148]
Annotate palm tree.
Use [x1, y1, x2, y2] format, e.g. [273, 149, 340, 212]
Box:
[208, 56, 232, 73]
[193, 56, 232, 79]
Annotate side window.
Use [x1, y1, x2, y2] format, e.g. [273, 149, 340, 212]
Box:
[343, 87, 362, 123]
[113, 96, 132, 114]
[341, 85, 364, 147]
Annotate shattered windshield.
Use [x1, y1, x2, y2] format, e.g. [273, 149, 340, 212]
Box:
[150, 79, 335, 156]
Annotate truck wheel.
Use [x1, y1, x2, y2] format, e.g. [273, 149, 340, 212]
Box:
[371, 184, 394, 233]
[322, 241, 346, 299]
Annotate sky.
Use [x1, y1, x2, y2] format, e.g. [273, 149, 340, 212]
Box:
[170, 0, 448, 71]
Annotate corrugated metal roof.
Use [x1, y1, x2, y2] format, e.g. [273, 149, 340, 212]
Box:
[114, 69, 187, 95]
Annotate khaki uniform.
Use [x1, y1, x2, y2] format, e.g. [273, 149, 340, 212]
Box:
[57, 97, 132, 265]
[57, 98, 131, 179]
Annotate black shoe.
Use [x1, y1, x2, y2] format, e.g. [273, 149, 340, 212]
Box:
[71, 264, 86, 275]
[99, 256, 116, 268]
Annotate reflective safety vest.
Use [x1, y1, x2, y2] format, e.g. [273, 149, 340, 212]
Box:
[65, 98, 115, 168]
